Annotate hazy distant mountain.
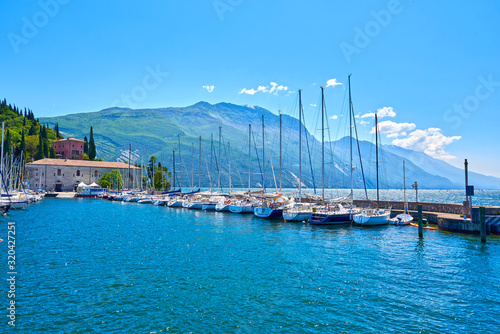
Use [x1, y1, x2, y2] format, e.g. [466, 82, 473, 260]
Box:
[41, 102, 500, 190]
[383, 145, 500, 190]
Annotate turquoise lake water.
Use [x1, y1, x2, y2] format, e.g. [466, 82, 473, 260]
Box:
[2, 198, 500, 333]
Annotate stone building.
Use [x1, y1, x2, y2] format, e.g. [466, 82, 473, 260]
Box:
[25, 158, 140, 191]
[52, 137, 85, 159]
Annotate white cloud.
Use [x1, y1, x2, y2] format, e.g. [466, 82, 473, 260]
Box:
[392, 128, 461, 160]
[359, 120, 369, 126]
[202, 85, 215, 93]
[360, 106, 397, 119]
[239, 88, 258, 95]
[239, 81, 288, 96]
[371, 120, 416, 138]
[310, 104, 317, 107]
[331, 115, 339, 120]
[326, 78, 343, 87]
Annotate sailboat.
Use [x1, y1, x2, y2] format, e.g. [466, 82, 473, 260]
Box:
[254, 114, 285, 219]
[215, 140, 232, 212]
[390, 161, 413, 225]
[283, 90, 319, 222]
[310, 85, 353, 225]
[353, 113, 391, 226]
[229, 124, 259, 214]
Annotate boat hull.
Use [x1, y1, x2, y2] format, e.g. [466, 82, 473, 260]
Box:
[353, 211, 390, 226]
[215, 203, 230, 212]
[228, 205, 254, 214]
[309, 212, 351, 225]
[202, 203, 217, 211]
[389, 213, 413, 226]
[254, 207, 283, 219]
[283, 210, 312, 222]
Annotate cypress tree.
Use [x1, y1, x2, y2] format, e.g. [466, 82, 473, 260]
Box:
[20, 129, 26, 157]
[43, 138, 49, 158]
[28, 123, 36, 136]
[89, 127, 96, 160]
[55, 123, 60, 139]
[3, 130, 11, 156]
[84, 136, 89, 155]
[36, 131, 43, 160]
[49, 146, 56, 158]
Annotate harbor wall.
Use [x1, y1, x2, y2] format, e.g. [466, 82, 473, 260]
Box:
[353, 200, 500, 216]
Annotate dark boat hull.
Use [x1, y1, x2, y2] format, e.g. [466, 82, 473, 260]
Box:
[309, 212, 351, 225]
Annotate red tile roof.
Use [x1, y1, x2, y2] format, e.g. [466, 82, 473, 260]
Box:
[53, 138, 85, 143]
[28, 158, 140, 169]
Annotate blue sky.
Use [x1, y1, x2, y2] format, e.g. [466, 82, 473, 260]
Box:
[1, 0, 499, 177]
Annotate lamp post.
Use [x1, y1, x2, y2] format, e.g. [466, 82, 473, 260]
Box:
[412, 181, 418, 203]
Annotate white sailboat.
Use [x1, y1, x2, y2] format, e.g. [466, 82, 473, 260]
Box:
[283, 90, 318, 222]
[310, 85, 354, 225]
[229, 124, 258, 214]
[353, 113, 390, 226]
[390, 161, 413, 225]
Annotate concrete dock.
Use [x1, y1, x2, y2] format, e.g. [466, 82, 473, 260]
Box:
[354, 199, 500, 235]
[45, 192, 77, 198]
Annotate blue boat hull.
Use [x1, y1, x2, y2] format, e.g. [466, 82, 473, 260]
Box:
[254, 207, 283, 219]
[309, 212, 351, 225]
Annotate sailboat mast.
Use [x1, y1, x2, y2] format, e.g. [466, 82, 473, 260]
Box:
[279, 111, 282, 192]
[348, 75, 353, 203]
[191, 143, 194, 189]
[248, 124, 251, 191]
[172, 149, 176, 190]
[210, 133, 213, 193]
[321, 86, 325, 202]
[228, 141, 232, 193]
[262, 114, 265, 192]
[298, 89, 302, 202]
[128, 143, 131, 189]
[199, 136, 201, 189]
[403, 160, 406, 211]
[178, 134, 182, 190]
[218, 126, 221, 193]
[376, 113, 380, 208]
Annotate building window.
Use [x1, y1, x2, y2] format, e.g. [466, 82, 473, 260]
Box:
[94, 171, 98, 177]
[57, 169, 61, 176]
[76, 170, 80, 176]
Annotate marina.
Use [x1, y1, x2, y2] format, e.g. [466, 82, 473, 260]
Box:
[3, 197, 500, 332]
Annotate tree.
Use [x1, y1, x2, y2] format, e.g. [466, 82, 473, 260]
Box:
[43, 138, 49, 158]
[28, 123, 36, 136]
[36, 131, 43, 160]
[98, 170, 123, 189]
[83, 136, 88, 155]
[3, 129, 11, 156]
[20, 129, 26, 157]
[49, 146, 56, 158]
[55, 123, 60, 139]
[88, 127, 96, 160]
[147, 156, 157, 182]
[153, 166, 171, 191]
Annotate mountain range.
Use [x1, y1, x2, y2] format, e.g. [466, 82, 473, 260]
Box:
[41, 102, 500, 190]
